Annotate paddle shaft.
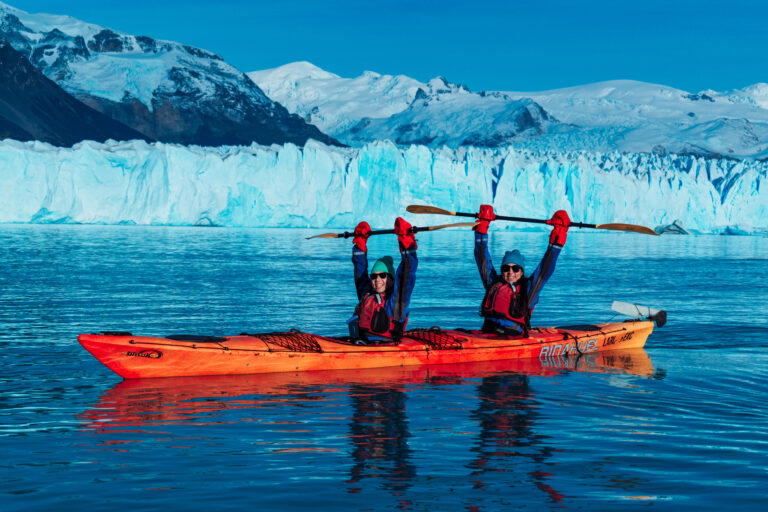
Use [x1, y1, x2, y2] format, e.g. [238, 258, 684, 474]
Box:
[306, 221, 477, 240]
[448, 210, 597, 229]
[337, 225, 455, 239]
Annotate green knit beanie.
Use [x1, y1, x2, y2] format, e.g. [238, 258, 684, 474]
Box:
[371, 256, 395, 277]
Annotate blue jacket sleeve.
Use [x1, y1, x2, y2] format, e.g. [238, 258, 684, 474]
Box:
[526, 242, 562, 310]
[352, 246, 372, 301]
[386, 247, 418, 323]
[474, 232, 498, 290]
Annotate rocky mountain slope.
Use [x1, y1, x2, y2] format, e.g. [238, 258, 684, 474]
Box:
[0, 41, 149, 146]
[0, 2, 337, 147]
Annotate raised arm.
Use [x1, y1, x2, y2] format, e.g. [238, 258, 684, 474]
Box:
[527, 210, 570, 308]
[473, 204, 498, 289]
[388, 217, 418, 323]
[352, 221, 372, 300]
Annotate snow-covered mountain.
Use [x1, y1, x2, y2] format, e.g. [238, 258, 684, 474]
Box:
[249, 62, 768, 159]
[0, 2, 336, 147]
[248, 62, 559, 148]
[1, 138, 765, 234]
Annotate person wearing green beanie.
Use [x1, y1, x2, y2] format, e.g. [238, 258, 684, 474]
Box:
[473, 204, 571, 336]
[370, 256, 396, 278]
[348, 217, 418, 344]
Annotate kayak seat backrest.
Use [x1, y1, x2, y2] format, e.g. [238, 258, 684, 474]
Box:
[165, 334, 227, 343]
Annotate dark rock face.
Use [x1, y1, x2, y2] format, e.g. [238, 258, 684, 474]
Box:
[182, 45, 223, 61]
[0, 113, 33, 141]
[513, 104, 549, 132]
[0, 7, 339, 148]
[1, 13, 91, 84]
[87, 29, 126, 53]
[0, 12, 29, 50]
[135, 36, 157, 53]
[73, 70, 338, 147]
[685, 93, 715, 102]
[0, 42, 151, 146]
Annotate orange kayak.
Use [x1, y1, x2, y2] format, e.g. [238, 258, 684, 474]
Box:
[78, 320, 654, 379]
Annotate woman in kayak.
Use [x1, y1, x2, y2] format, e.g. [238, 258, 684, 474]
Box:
[473, 205, 570, 336]
[348, 217, 418, 344]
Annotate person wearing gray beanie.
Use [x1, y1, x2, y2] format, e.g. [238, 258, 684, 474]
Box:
[473, 204, 571, 336]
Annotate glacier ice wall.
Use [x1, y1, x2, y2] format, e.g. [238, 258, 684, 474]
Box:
[0, 139, 765, 233]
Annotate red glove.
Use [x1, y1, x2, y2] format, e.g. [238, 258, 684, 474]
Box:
[353, 221, 371, 252]
[394, 217, 417, 251]
[546, 210, 571, 246]
[473, 204, 496, 234]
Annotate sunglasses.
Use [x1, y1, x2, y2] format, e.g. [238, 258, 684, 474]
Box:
[370, 272, 389, 280]
[501, 264, 523, 273]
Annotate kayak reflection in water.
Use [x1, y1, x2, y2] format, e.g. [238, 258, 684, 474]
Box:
[348, 217, 418, 345]
[473, 205, 571, 336]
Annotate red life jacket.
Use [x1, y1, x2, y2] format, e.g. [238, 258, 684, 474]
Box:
[356, 293, 398, 338]
[480, 280, 530, 330]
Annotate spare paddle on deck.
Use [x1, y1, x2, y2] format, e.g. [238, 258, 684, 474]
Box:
[406, 205, 658, 236]
[611, 301, 667, 327]
[306, 221, 478, 240]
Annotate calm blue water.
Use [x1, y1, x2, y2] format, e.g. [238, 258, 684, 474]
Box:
[1, 225, 767, 511]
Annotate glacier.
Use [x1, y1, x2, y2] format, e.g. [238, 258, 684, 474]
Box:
[0, 139, 765, 234]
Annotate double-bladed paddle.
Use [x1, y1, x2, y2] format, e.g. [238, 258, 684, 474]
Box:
[306, 221, 478, 240]
[406, 205, 658, 236]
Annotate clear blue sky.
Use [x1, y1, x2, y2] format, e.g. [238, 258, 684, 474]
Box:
[7, 0, 767, 92]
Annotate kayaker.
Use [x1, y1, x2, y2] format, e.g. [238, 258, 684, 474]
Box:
[348, 217, 418, 344]
[473, 205, 570, 336]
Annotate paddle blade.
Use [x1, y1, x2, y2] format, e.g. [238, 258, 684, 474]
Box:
[611, 301, 667, 327]
[305, 232, 343, 240]
[595, 223, 659, 236]
[406, 205, 458, 216]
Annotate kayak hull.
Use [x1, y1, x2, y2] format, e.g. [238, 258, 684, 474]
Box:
[78, 320, 654, 379]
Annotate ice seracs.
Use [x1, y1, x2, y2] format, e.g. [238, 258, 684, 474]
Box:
[0, 139, 765, 234]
